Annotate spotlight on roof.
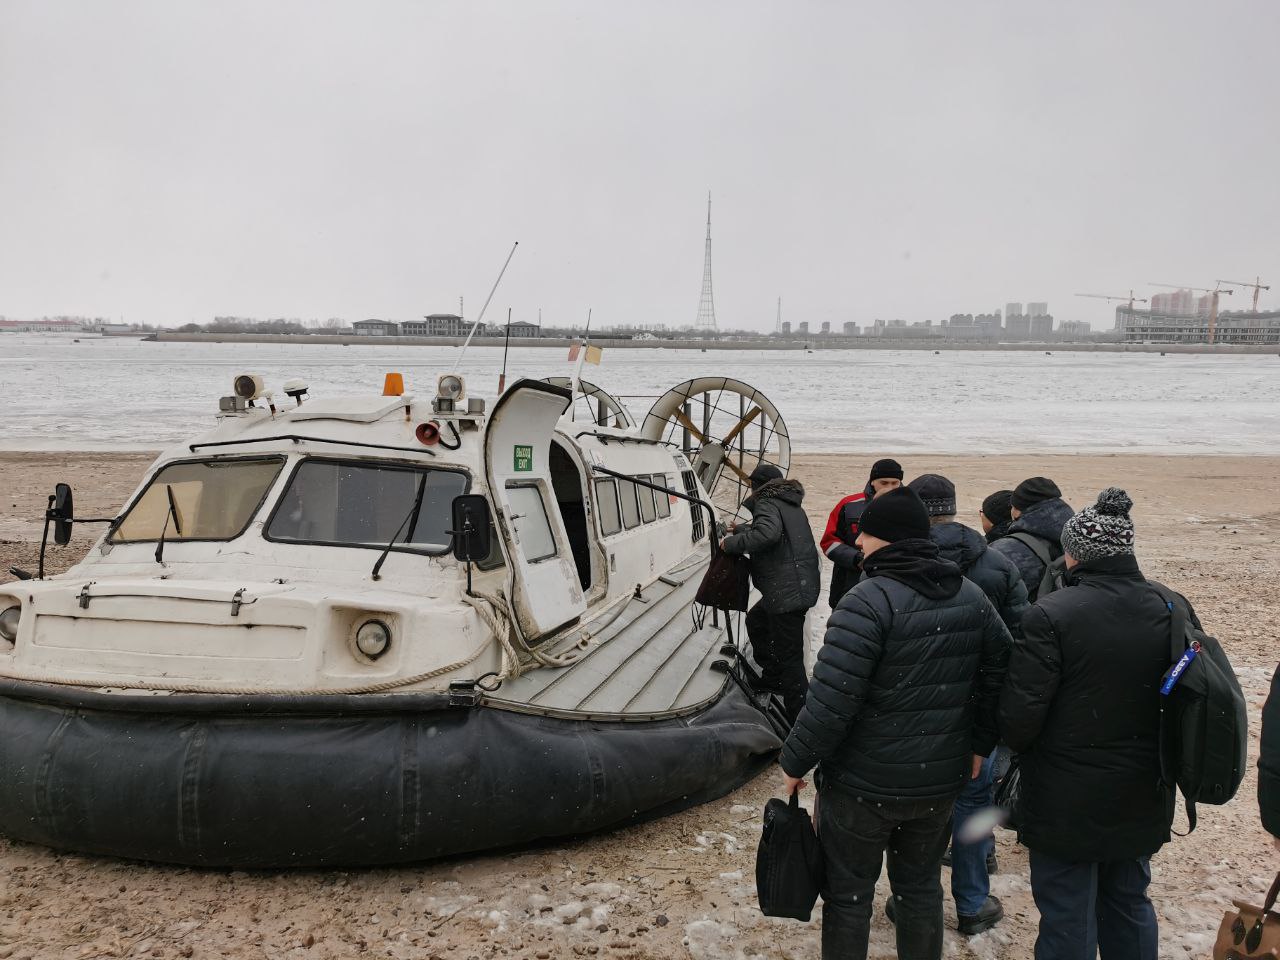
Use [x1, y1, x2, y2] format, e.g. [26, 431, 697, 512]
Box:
[233, 373, 265, 401]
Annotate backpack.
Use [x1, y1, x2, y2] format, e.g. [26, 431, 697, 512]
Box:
[1005, 531, 1067, 600]
[1150, 582, 1248, 833]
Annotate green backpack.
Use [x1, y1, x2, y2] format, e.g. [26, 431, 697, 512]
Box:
[1005, 531, 1067, 601]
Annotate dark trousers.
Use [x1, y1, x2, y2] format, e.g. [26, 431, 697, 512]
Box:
[818, 784, 953, 960]
[1029, 850, 1158, 960]
[745, 600, 808, 722]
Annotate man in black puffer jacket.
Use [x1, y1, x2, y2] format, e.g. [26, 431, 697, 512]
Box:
[904, 474, 1029, 936]
[990, 476, 1074, 600]
[1000, 488, 1185, 960]
[780, 487, 1011, 960]
[721, 464, 819, 723]
[1261, 667, 1280, 848]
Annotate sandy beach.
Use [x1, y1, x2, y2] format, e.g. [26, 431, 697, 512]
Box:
[1, 450, 1276, 960]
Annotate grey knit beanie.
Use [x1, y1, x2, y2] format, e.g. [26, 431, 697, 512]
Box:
[1061, 487, 1135, 562]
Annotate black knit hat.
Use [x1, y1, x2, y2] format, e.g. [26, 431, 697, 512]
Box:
[907, 474, 957, 517]
[749, 463, 784, 490]
[869, 458, 904, 482]
[1011, 476, 1062, 511]
[858, 486, 930, 543]
[981, 490, 1013, 526]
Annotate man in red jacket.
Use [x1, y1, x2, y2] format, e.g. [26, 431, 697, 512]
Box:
[820, 458, 903, 607]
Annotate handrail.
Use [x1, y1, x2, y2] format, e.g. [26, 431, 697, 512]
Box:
[189, 435, 436, 457]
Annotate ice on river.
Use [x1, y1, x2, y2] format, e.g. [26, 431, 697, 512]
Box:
[2, 335, 1278, 452]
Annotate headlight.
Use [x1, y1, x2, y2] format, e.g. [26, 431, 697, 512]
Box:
[0, 605, 20, 644]
[355, 619, 391, 660]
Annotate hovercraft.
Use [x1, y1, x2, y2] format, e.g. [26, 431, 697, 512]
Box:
[0, 371, 792, 867]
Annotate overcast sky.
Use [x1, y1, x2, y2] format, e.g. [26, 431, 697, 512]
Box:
[1, 1, 1276, 331]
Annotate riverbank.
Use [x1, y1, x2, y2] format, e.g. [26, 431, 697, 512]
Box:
[147, 331, 1279, 354]
[1, 451, 1276, 959]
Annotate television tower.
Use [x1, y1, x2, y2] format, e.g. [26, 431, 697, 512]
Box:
[775, 296, 782, 333]
[694, 193, 718, 331]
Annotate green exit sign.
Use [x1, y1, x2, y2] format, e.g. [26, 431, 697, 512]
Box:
[513, 444, 533, 472]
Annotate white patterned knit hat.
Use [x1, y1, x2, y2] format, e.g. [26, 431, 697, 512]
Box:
[1060, 487, 1135, 562]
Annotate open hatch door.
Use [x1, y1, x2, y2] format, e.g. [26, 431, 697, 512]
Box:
[484, 379, 587, 641]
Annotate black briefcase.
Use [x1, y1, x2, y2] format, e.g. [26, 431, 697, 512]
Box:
[756, 793, 824, 921]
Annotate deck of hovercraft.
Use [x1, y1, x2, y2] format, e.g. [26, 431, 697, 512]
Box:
[485, 555, 739, 721]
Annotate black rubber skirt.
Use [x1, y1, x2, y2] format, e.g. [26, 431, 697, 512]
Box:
[0, 679, 781, 867]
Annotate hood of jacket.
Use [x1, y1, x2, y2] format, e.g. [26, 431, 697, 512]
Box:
[745, 477, 805, 511]
[1008, 496, 1074, 545]
[928, 520, 988, 572]
[985, 520, 1012, 544]
[861, 538, 963, 600]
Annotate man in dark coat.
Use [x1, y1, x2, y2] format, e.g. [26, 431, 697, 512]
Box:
[897, 474, 1029, 936]
[990, 476, 1074, 600]
[720, 464, 819, 723]
[780, 486, 1012, 960]
[1260, 668, 1280, 848]
[819, 458, 903, 607]
[980, 489, 1014, 543]
[999, 487, 1184, 960]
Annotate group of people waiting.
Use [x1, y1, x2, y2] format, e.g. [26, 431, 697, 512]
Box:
[718, 458, 1213, 960]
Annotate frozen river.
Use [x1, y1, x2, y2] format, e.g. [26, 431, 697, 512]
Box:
[0, 335, 1277, 453]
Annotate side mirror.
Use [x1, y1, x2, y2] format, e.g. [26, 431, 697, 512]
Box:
[450, 494, 492, 562]
[50, 483, 74, 546]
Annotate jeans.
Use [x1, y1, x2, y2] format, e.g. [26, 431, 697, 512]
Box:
[818, 783, 953, 960]
[951, 750, 996, 916]
[745, 600, 808, 722]
[1029, 850, 1158, 960]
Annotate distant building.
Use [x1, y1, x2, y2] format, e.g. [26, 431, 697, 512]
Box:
[1026, 302, 1049, 318]
[353, 319, 400, 337]
[1151, 289, 1197, 316]
[1006, 302, 1024, 320]
[1115, 306, 1280, 344]
[1060, 319, 1092, 336]
[0, 318, 85, 332]
[506, 320, 539, 338]
[1030, 314, 1054, 338]
[974, 312, 1003, 333]
[797, 321, 809, 334]
[780, 321, 791, 335]
[1005, 314, 1031, 338]
[820, 321, 831, 335]
[408, 314, 480, 337]
[842, 321, 860, 336]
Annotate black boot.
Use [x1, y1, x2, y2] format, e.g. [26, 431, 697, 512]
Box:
[957, 896, 1004, 936]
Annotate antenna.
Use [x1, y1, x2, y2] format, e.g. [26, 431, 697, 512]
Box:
[694, 192, 718, 331]
[451, 242, 518, 372]
[499, 307, 512, 393]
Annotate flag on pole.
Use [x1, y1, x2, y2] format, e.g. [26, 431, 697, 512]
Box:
[567, 343, 581, 362]
[584, 345, 603, 365]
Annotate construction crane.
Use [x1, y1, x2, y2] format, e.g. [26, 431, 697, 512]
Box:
[1217, 277, 1270, 312]
[1149, 283, 1234, 345]
[1075, 290, 1149, 310]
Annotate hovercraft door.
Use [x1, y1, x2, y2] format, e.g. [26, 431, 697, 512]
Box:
[483, 379, 587, 641]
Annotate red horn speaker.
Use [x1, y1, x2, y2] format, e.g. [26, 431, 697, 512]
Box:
[415, 421, 441, 446]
